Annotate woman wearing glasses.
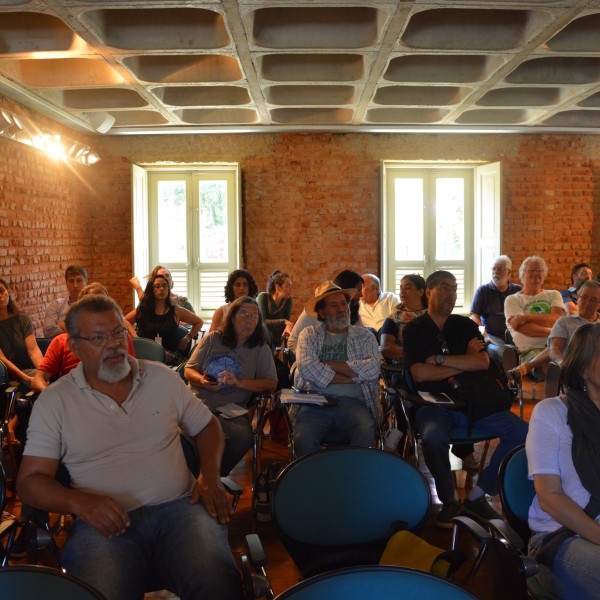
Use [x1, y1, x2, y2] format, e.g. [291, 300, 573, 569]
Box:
[126, 274, 202, 366]
[185, 297, 277, 476]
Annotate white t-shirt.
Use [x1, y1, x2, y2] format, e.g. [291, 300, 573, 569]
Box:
[504, 290, 564, 350]
[526, 396, 598, 533]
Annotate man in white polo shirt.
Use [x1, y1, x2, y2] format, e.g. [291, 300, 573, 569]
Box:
[358, 273, 399, 332]
[18, 295, 242, 600]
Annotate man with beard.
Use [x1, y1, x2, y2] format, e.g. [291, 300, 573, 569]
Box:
[470, 255, 521, 367]
[17, 295, 243, 600]
[292, 281, 381, 457]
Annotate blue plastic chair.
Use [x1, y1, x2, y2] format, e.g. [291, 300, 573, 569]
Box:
[498, 444, 536, 543]
[271, 447, 431, 578]
[131, 337, 166, 363]
[0, 565, 106, 599]
[275, 565, 482, 600]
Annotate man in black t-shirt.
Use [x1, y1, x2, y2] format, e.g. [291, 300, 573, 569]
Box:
[403, 271, 528, 529]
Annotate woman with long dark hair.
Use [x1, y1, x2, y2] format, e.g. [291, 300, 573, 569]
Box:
[0, 278, 42, 388]
[126, 274, 202, 365]
[210, 269, 259, 333]
[185, 296, 277, 476]
[526, 323, 600, 599]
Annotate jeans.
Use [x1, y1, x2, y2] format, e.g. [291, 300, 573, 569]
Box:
[62, 497, 242, 600]
[293, 396, 375, 457]
[529, 531, 600, 600]
[217, 413, 253, 476]
[416, 406, 528, 505]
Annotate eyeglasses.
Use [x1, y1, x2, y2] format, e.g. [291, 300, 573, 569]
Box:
[154, 284, 169, 290]
[238, 310, 259, 321]
[526, 268, 544, 273]
[492, 267, 508, 273]
[436, 333, 450, 355]
[578, 294, 600, 305]
[74, 327, 128, 347]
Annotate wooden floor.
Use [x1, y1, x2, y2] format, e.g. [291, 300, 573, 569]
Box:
[5, 382, 537, 599]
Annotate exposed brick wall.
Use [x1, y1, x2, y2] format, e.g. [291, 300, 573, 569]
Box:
[0, 96, 132, 333]
[1, 92, 600, 329]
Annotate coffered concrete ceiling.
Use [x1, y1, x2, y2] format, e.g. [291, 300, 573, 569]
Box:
[2, 0, 600, 135]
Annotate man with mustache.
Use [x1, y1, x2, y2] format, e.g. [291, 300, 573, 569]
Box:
[292, 281, 381, 457]
[17, 295, 242, 600]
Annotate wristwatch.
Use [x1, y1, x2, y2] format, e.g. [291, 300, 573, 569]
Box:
[435, 354, 445, 366]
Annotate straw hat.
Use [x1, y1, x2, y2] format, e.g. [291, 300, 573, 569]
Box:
[304, 280, 357, 317]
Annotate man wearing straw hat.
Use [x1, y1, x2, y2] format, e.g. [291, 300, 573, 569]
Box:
[293, 281, 381, 457]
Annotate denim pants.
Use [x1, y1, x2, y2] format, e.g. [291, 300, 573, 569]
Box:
[293, 396, 375, 457]
[415, 406, 528, 505]
[529, 531, 600, 600]
[62, 496, 243, 600]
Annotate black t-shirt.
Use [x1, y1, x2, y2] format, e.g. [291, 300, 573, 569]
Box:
[403, 312, 483, 395]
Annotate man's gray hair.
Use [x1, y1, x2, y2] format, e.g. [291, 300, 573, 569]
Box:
[495, 255, 512, 270]
[363, 273, 381, 292]
[66, 295, 124, 337]
[518, 255, 548, 283]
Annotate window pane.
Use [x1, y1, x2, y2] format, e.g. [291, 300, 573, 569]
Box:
[157, 181, 187, 263]
[199, 180, 228, 263]
[394, 178, 423, 261]
[436, 178, 464, 260]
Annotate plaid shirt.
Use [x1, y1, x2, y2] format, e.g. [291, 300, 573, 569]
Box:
[294, 321, 381, 423]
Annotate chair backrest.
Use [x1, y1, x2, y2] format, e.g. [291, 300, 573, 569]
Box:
[131, 337, 166, 362]
[35, 337, 52, 357]
[0, 565, 106, 599]
[275, 566, 481, 600]
[176, 360, 188, 383]
[544, 362, 561, 399]
[271, 447, 431, 577]
[498, 445, 535, 542]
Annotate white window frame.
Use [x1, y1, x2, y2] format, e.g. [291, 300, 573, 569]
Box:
[382, 162, 501, 313]
[131, 164, 241, 321]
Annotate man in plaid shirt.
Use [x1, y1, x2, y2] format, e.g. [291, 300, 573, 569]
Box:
[293, 281, 381, 457]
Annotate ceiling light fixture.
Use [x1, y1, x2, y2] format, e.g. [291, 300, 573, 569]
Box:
[0, 108, 101, 166]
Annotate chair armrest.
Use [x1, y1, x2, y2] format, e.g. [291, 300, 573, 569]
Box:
[487, 518, 527, 552]
[452, 515, 491, 545]
[221, 477, 243, 511]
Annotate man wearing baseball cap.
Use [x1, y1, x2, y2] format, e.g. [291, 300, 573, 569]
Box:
[293, 281, 381, 456]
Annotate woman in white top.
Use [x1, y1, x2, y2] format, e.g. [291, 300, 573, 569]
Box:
[526, 323, 600, 599]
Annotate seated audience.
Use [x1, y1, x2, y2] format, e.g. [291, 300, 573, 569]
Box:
[185, 297, 277, 476]
[380, 274, 427, 364]
[126, 274, 202, 366]
[505, 256, 564, 381]
[358, 273, 399, 332]
[17, 295, 242, 599]
[131, 265, 195, 312]
[526, 323, 600, 600]
[470, 255, 521, 366]
[293, 281, 380, 457]
[0, 278, 42, 389]
[257, 270, 294, 346]
[403, 271, 528, 528]
[31, 283, 136, 393]
[43, 264, 87, 338]
[210, 269, 259, 333]
[288, 270, 364, 353]
[560, 262, 593, 316]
